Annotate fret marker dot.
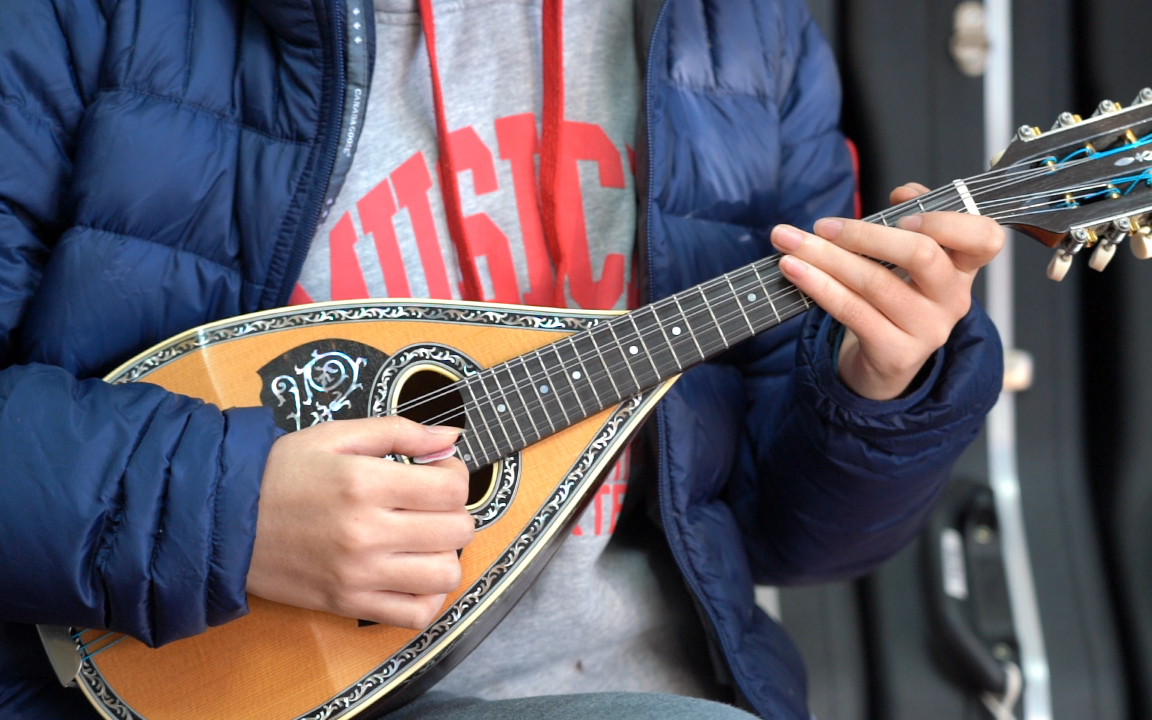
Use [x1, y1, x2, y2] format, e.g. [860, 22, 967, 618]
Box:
[572, 371, 582, 380]
[497, 404, 506, 412]
[672, 326, 682, 336]
[747, 293, 757, 302]
[629, 346, 638, 355]
[540, 385, 550, 394]
[463, 454, 472, 461]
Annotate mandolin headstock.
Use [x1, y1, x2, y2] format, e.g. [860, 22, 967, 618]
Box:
[979, 88, 1152, 280]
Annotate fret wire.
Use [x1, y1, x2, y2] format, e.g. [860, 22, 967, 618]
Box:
[671, 295, 705, 360]
[646, 304, 683, 371]
[557, 337, 600, 412]
[509, 357, 545, 440]
[729, 267, 774, 332]
[463, 376, 503, 461]
[497, 361, 537, 444]
[566, 335, 605, 407]
[696, 286, 730, 349]
[724, 274, 756, 334]
[543, 345, 578, 423]
[753, 263, 784, 324]
[476, 371, 519, 451]
[519, 353, 559, 434]
[605, 320, 642, 389]
[459, 432, 479, 467]
[627, 312, 661, 379]
[517, 354, 556, 435]
[586, 325, 624, 398]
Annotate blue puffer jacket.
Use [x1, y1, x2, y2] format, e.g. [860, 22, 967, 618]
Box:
[0, 0, 1003, 717]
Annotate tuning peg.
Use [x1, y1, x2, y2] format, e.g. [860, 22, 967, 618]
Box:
[1093, 99, 1122, 117]
[1089, 242, 1118, 272]
[1048, 250, 1073, 281]
[1049, 227, 1094, 282]
[1131, 219, 1152, 259]
[1134, 88, 1152, 107]
[1051, 112, 1082, 130]
[1088, 219, 1130, 272]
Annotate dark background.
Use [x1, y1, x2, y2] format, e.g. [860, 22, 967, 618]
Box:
[775, 2, 1152, 718]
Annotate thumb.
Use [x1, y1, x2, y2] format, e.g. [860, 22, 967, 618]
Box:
[321, 416, 462, 457]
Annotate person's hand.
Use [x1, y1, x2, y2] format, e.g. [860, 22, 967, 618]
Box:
[246, 417, 474, 629]
[770, 183, 1005, 401]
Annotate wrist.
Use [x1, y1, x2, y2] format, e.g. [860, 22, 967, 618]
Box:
[836, 330, 924, 401]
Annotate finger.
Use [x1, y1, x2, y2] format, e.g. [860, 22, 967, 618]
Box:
[309, 416, 463, 458]
[777, 254, 908, 350]
[787, 219, 960, 303]
[772, 224, 931, 330]
[890, 182, 931, 205]
[378, 509, 476, 552]
[343, 590, 448, 629]
[357, 550, 464, 595]
[896, 212, 1005, 274]
[349, 456, 471, 511]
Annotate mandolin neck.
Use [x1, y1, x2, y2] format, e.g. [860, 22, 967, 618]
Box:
[455, 179, 984, 471]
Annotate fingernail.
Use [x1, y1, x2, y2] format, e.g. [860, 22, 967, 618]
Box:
[779, 255, 808, 279]
[897, 215, 922, 232]
[413, 446, 458, 464]
[773, 225, 804, 251]
[426, 425, 463, 436]
[814, 218, 844, 238]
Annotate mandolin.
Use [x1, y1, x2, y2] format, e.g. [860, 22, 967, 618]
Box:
[39, 90, 1152, 719]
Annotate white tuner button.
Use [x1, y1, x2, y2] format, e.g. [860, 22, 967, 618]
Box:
[1131, 228, 1152, 260]
[1089, 242, 1117, 272]
[1047, 250, 1073, 282]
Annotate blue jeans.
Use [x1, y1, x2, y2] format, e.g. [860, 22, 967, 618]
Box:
[387, 691, 758, 719]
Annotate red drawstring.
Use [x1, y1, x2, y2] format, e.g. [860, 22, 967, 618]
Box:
[538, 0, 567, 307]
[418, 0, 482, 301]
[420, 0, 566, 304]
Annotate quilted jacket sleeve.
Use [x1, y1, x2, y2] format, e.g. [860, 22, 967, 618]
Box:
[729, 6, 1004, 585]
[0, 0, 276, 648]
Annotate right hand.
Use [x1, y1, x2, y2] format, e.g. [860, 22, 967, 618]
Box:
[246, 417, 474, 629]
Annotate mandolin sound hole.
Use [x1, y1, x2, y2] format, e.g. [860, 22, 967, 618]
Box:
[393, 365, 494, 507]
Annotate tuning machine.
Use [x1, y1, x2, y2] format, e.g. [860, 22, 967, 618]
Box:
[1088, 218, 1135, 271]
[1047, 227, 1092, 281]
[1133, 88, 1152, 107]
[1092, 99, 1122, 118]
[1130, 216, 1152, 259]
[1051, 112, 1082, 131]
[1017, 125, 1043, 142]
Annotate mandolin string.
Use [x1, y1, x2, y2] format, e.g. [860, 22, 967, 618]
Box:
[386, 186, 980, 422]
[387, 162, 1146, 437]
[420, 184, 1138, 447]
[389, 150, 1143, 421]
[396, 177, 1112, 432]
[393, 177, 1132, 438]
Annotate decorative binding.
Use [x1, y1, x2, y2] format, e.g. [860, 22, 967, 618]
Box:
[86, 299, 653, 720]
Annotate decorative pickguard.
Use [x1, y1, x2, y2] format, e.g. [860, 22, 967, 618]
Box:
[258, 339, 388, 433]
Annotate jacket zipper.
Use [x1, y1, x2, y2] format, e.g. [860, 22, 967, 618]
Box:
[276, 0, 350, 307]
[643, 1, 762, 714]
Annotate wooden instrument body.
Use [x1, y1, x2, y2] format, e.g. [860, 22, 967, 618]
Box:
[72, 299, 676, 720]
